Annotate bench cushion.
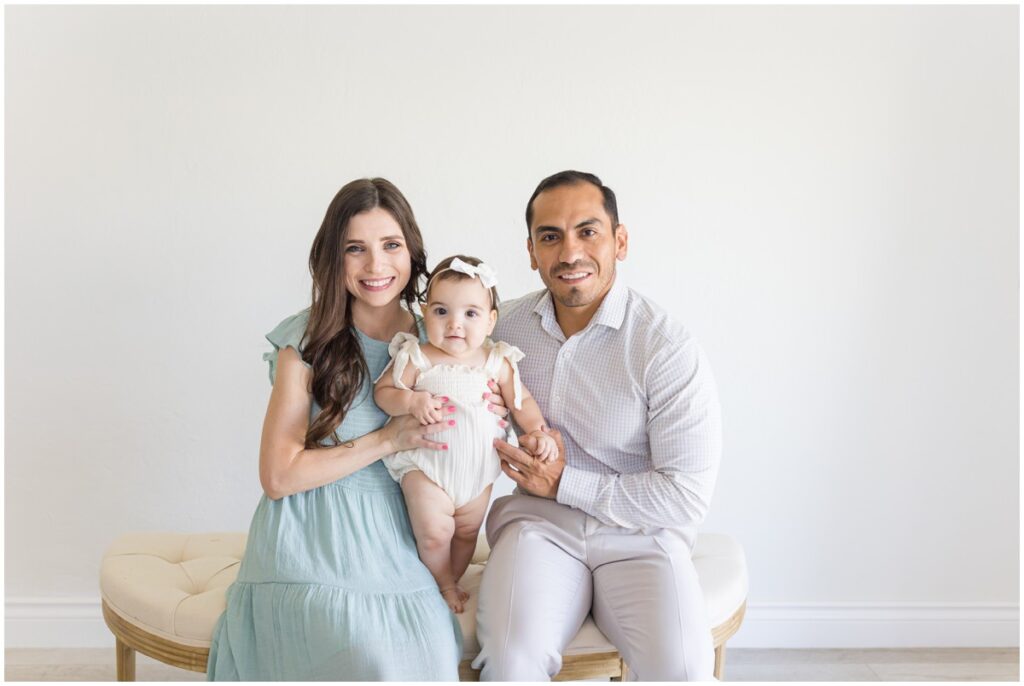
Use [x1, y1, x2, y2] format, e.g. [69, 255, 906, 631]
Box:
[101, 533, 245, 647]
[101, 531, 747, 655]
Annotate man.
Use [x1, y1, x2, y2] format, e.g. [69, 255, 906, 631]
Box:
[473, 171, 722, 681]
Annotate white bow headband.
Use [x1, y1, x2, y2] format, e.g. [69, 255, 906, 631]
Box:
[427, 257, 499, 291]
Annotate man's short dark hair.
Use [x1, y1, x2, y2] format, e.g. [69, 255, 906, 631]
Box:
[525, 170, 619, 234]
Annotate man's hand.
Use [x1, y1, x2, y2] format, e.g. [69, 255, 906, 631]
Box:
[494, 427, 565, 499]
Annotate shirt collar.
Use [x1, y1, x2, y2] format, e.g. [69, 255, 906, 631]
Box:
[532, 289, 564, 342]
[532, 276, 629, 342]
[591, 276, 628, 331]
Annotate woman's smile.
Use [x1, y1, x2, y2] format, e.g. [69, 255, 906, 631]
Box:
[358, 276, 396, 292]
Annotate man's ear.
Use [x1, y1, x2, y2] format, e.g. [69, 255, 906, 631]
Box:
[527, 237, 538, 270]
[615, 224, 629, 261]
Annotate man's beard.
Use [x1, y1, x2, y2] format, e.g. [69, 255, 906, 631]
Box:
[552, 284, 592, 308]
[549, 262, 603, 308]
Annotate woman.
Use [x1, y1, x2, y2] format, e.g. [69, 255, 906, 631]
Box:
[207, 178, 465, 680]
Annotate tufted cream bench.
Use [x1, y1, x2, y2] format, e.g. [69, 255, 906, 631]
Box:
[100, 532, 747, 681]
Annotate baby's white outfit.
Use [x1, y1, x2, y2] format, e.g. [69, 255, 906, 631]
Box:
[380, 333, 524, 508]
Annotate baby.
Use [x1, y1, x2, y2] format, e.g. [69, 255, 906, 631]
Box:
[374, 255, 556, 613]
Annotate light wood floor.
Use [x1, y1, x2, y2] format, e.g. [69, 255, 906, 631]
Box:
[4, 647, 1019, 681]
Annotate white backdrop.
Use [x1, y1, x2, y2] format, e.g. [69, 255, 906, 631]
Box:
[6, 5, 1018, 648]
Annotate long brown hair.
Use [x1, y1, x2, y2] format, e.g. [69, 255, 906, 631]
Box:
[303, 178, 428, 447]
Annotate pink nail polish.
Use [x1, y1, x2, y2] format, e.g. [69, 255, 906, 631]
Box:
[499, 420, 508, 428]
[487, 404, 494, 411]
[443, 444, 449, 450]
[448, 420, 456, 426]
[442, 396, 449, 402]
[482, 392, 490, 400]
[447, 406, 455, 413]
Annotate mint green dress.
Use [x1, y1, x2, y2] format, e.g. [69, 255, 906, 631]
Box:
[207, 309, 462, 681]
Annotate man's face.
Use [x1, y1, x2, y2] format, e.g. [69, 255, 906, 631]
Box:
[527, 183, 628, 309]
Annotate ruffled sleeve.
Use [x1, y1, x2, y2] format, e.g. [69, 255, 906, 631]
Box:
[374, 332, 431, 390]
[485, 339, 526, 410]
[263, 309, 312, 385]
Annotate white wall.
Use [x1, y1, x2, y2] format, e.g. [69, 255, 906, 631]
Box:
[6, 5, 1018, 647]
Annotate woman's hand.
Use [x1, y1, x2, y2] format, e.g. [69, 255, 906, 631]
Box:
[383, 414, 452, 453]
[485, 379, 510, 429]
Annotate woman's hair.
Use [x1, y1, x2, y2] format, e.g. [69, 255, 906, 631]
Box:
[425, 255, 500, 313]
[303, 178, 428, 448]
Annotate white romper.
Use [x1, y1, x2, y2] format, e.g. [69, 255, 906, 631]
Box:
[380, 332, 524, 508]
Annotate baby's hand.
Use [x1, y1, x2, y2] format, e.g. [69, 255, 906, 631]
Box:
[527, 430, 559, 462]
[410, 392, 447, 426]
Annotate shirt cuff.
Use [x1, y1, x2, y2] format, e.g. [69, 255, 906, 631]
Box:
[556, 465, 604, 514]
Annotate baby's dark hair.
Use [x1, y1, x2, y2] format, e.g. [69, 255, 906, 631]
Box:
[425, 255, 500, 312]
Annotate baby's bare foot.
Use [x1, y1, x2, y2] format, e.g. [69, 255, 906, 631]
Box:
[440, 587, 464, 614]
[455, 584, 470, 603]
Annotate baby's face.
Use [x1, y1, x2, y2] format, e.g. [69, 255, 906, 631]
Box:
[424, 277, 497, 359]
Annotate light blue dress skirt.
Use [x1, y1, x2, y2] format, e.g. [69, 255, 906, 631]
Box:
[207, 309, 462, 681]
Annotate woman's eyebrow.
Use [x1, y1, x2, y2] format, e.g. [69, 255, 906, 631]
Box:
[344, 235, 404, 245]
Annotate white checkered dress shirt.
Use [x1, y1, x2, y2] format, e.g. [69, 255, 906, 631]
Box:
[494, 277, 722, 533]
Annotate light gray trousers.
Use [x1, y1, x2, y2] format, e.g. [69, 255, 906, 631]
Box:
[472, 495, 714, 681]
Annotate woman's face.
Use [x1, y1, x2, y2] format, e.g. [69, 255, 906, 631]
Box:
[342, 208, 412, 308]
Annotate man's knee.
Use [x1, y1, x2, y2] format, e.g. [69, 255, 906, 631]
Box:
[628, 641, 715, 682]
[474, 636, 562, 681]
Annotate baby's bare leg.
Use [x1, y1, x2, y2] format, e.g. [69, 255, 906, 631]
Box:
[451, 485, 492, 586]
[401, 470, 462, 613]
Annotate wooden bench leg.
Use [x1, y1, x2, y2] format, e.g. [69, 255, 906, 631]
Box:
[610, 658, 626, 681]
[713, 644, 726, 680]
[116, 637, 136, 681]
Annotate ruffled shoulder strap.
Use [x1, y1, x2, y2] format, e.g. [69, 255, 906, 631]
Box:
[484, 339, 526, 410]
[263, 308, 312, 385]
[374, 331, 432, 390]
